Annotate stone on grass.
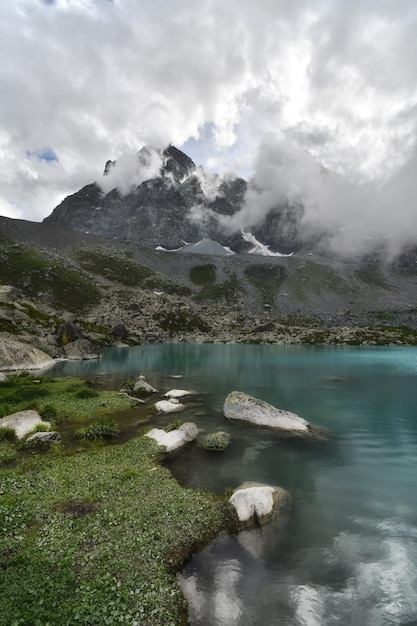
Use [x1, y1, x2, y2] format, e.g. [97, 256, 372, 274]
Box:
[201, 431, 231, 451]
[26, 431, 61, 443]
[145, 422, 198, 452]
[229, 482, 292, 530]
[0, 410, 51, 440]
[224, 391, 311, 436]
[0, 337, 55, 371]
[0, 373, 7, 382]
[154, 399, 185, 413]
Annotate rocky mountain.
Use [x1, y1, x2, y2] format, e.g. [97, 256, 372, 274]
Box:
[1, 215, 417, 357]
[43, 146, 312, 254]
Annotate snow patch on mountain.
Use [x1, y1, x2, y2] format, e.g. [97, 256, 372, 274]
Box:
[242, 231, 294, 257]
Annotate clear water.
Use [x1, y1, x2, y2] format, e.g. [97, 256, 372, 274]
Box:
[49, 344, 417, 625]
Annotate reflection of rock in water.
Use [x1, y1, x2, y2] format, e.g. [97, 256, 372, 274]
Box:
[179, 517, 417, 626]
[178, 535, 255, 626]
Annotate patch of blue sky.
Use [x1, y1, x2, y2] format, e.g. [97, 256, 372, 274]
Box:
[26, 148, 59, 162]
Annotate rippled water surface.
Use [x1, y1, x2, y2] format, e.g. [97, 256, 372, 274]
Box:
[50, 344, 417, 625]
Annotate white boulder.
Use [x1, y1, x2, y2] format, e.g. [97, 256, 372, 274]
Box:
[0, 338, 55, 371]
[229, 482, 292, 530]
[145, 422, 198, 452]
[0, 410, 51, 440]
[223, 391, 310, 435]
[164, 389, 193, 399]
[154, 399, 185, 413]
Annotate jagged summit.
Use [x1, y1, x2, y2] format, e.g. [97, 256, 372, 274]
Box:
[43, 145, 311, 254]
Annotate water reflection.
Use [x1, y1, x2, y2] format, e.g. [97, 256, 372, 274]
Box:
[47, 344, 417, 625]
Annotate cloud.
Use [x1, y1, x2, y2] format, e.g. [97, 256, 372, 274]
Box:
[0, 0, 417, 256]
[98, 147, 163, 195]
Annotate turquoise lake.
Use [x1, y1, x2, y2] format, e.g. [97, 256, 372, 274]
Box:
[49, 344, 417, 625]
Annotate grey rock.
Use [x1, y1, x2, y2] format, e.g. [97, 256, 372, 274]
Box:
[56, 321, 84, 346]
[26, 431, 61, 443]
[0, 410, 51, 440]
[0, 337, 55, 371]
[133, 375, 157, 395]
[63, 338, 101, 360]
[224, 391, 311, 435]
[112, 323, 129, 339]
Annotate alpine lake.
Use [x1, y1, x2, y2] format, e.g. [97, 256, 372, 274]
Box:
[49, 343, 417, 626]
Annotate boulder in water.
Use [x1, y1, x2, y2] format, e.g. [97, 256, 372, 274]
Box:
[229, 482, 292, 530]
[145, 422, 198, 452]
[223, 391, 311, 436]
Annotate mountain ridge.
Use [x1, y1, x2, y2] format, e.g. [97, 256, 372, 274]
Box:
[43, 145, 313, 254]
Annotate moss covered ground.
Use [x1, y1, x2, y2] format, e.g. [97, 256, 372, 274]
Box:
[0, 375, 232, 625]
[0, 244, 102, 313]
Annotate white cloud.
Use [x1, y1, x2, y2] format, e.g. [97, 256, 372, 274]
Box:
[0, 0, 417, 254]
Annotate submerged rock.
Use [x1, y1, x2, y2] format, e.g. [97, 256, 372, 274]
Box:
[0, 337, 55, 371]
[223, 391, 311, 436]
[229, 482, 292, 530]
[154, 399, 185, 413]
[164, 389, 193, 399]
[0, 410, 51, 440]
[133, 375, 158, 395]
[145, 422, 198, 452]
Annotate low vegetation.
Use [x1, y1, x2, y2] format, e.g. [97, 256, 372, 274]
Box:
[0, 373, 133, 422]
[76, 248, 191, 296]
[0, 243, 102, 312]
[193, 273, 242, 303]
[190, 264, 216, 286]
[244, 264, 286, 305]
[155, 307, 210, 335]
[0, 374, 233, 625]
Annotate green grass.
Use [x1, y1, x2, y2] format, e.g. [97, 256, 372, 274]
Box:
[0, 375, 134, 422]
[0, 244, 101, 312]
[244, 264, 286, 305]
[0, 427, 232, 625]
[190, 264, 216, 286]
[155, 307, 210, 335]
[193, 274, 242, 303]
[355, 266, 395, 291]
[77, 248, 191, 296]
[77, 249, 153, 286]
[286, 260, 353, 301]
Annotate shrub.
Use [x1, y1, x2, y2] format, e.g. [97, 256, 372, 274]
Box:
[40, 404, 58, 422]
[190, 264, 216, 286]
[75, 417, 121, 442]
[75, 388, 99, 399]
[201, 431, 231, 451]
[0, 427, 17, 442]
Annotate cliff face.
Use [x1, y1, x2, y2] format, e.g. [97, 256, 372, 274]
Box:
[43, 146, 317, 253]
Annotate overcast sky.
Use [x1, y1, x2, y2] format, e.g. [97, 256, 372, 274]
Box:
[1, 0, 417, 252]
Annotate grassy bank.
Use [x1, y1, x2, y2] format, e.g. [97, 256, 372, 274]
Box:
[0, 376, 233, 625]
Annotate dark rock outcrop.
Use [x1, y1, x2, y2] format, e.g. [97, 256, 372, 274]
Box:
[43, 145, 313, 253]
